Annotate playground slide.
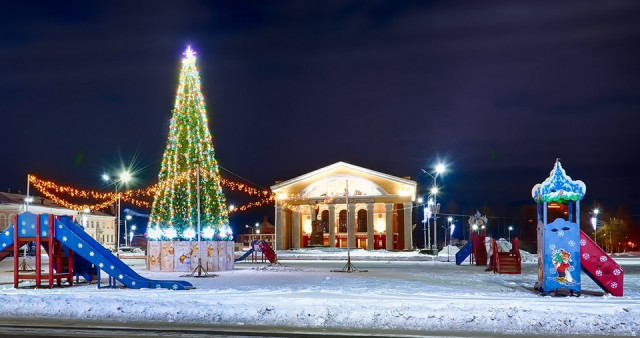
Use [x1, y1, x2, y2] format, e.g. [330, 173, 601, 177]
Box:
[235, 240, 277, 264]
[455, 240, 472, 265]
[55, 216, 194, 290]
[579, 230, 624, 297]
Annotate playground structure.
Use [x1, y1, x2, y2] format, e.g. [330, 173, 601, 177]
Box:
[0, 212, 193, 290]
[455, 232, 488, 266]
[488, 237, 522, 274]
[235, 240, 277, 264]
[532, 160, 623, 296]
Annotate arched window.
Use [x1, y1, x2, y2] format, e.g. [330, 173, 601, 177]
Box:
[338, 210, 347, 232]
[357, 209, 367, 232]
[321, 210, 329, 233]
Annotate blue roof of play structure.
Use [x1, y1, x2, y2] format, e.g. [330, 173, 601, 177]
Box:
[532, 160, 586, 203]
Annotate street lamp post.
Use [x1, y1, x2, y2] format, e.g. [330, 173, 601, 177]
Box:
[103, 171, 132, 253]
[422, 164, 445, 251]
[124, 215, 132, 247]
[130, 225, 136, 248]
[592, 208, 600, 244]
[508, 226, 513, 242]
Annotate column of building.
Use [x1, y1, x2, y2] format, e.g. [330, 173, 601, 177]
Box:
[403, 202, 412, 250]
[385, 203, 393, 250]
[366, 203, 374, 250]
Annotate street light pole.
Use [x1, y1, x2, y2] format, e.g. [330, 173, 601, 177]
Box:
[124, 215, 132, 247]
[103, 171, 131, 253]
[592, 208, 600, 245]
[421, 163, 445, 251]
[508, 226, 513, 242]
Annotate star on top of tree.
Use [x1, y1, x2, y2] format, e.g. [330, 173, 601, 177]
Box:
[183, 46, 196, 59]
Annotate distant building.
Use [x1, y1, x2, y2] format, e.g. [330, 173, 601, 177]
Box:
[271, 162, 417, 251]
[0, 192, 117, 251]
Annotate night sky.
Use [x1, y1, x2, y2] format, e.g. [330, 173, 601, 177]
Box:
[2, 1, 640, 233]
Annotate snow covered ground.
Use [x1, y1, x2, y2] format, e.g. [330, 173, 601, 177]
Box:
[1, 247, 639, 337]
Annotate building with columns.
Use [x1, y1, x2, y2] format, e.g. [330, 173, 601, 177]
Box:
[271, 162, 417, 251]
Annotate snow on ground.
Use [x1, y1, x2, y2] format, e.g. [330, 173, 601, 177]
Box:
[1, 249, 640, 336]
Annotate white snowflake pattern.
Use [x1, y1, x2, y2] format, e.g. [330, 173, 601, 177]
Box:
[568, 266, 575, 272]
[614, 269, 621, 276]
[78, 243, 83, 249]
[62, 236, 68, 242]
[89, 251, 94, 257]
[4, 231, 9, 236]
[548, 268, 557, 274]
[41, 231, 47, 237]
[44, 220, 49, 225]
[172, 284, 178, 290]
[30, 224, 35, 229]
[99, 263, 104, 268]
[611, 282, 618, 288]
[118, 274, 123, 280]
[155, 284, 161, 289]
[132, 281, 136, 286]
[558, 231, 565, 237]
[596, 270, 603, 276]
[2, 243, 6, 248]
[600, 256, 608, 262]
[582, 253, 590, 260]
[59, 224, 63, 229]
[110, 265, 114, 270]
[549, 244, 556, 250]
[568, 240, 575, 247]
[580, 239, 586, 246]
[21, 229, 26, 235]
[21, 221, 26, 226]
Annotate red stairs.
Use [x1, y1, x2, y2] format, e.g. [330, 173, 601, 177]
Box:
[489, 237, 522, 274]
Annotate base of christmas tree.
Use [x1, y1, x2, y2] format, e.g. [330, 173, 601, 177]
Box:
[147, 240, 235, 272]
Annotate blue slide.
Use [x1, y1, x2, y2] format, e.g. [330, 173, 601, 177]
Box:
[0, 224, 15, 262]
[455, 240, 473, 265]
[55, 216, 194, 290]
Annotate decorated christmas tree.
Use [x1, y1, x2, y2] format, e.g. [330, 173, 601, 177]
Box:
[147, 46, 232, 241]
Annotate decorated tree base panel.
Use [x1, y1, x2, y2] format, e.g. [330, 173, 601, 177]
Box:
[147, 240, 234, 272]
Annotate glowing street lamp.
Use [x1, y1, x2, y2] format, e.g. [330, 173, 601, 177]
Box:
[103, 170, 132, 252]
[124, 215, 132, 247]
[508, 226, 513, 242]
[130, 225, 136, 247]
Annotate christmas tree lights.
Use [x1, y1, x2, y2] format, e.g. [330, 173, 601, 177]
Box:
[148, 46, 231, 241]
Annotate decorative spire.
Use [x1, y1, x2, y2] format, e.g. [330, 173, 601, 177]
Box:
[532, 160, 586, 203]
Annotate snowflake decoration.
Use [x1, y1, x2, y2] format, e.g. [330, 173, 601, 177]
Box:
[44, 220, 48, 225]
[155, 284, 161, 289]
[99, 263, 104, 268]
[118, 274, 123, 280]
[611, 282, 618, 289]
[580, 239, 586, 246]
[549, 244, 556, 250]
[600, 256, 608, 262]
[21, 221, 26, 226]
[89, 251, 94, 257]
[568, 240, 575, 247]
[41, 231, 47, 237]
[2, 243, 5, 248]
[596, 270, 603, 276]
[614, 269, 621, 276]
[132, 281, 136, 286]
[568, 266, 575, 272]
[582, 253, 590, 260]
[558, 231, 565, 237]
[548, 268, 557, 274]
[59, 224, 63, 229]
[4, 231, 9, 236]
[78, 243, 83, 249]
[30, 224, 35, 229]
[172, 284, 178, 290]
[110, 265, 114, 270]
[62, 236, 67, 242]
[21, 229, 26, 235]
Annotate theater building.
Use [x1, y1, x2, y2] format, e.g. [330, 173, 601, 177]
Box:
[271, 162, 417, 251]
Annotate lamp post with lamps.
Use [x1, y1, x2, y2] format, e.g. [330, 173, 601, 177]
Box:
[422, 163, 445, 251]
[102, 171, 132, 252]
[130, 225, 136, 248]
[591, 208, 600, 244]
[508, 226, 513, 241]
[124, 215, 132, 247]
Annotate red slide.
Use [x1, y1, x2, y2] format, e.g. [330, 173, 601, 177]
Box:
[580, 230, 624, 296]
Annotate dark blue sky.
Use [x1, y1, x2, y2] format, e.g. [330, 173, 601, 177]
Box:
[2, 1, 640, 229]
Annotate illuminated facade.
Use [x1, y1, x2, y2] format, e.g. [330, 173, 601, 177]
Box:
[271, 162, 417, 251]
